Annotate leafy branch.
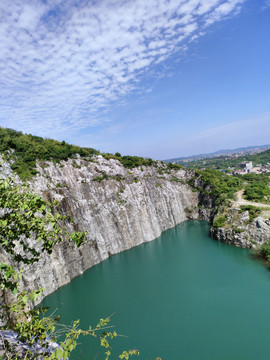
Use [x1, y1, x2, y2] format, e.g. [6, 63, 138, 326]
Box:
[0, 178, 86, 294]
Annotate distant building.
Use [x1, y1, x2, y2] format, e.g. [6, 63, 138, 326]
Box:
[238, 161, 253, 171]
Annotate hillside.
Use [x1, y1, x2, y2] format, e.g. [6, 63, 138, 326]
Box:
[0, 127, 175, 180]
[175, 148, 270, 170]
[166, 144, 270, 163]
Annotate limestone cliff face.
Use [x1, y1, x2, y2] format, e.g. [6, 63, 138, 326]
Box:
[15, 156, 200, 300]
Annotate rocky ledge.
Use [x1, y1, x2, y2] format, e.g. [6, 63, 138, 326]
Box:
[210, 207, 270, 249]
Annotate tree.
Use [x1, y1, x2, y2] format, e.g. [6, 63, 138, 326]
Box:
[0, 177, 85, 294]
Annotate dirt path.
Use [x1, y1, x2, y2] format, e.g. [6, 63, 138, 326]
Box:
[232, 189, 270, 208]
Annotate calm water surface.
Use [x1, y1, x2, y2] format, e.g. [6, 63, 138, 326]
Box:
[42, 221, 270, 359]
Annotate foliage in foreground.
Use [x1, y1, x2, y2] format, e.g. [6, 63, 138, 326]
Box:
[0, 178, 85, 293]
[0, 178, 141, 359]
[2, 288, 139, 360]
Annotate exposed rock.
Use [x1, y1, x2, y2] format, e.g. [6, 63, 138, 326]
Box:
[1, 155, 270, 304]
[1, 156, 201, 303]
[211, 216, 270, 249]
[0, 330, 61, 359]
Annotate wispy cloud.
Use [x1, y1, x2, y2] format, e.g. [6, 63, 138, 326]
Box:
[0, 0, 246, 136]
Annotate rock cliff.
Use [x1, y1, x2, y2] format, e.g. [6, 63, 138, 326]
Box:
[210, 207, 270, 248]
[11, 156, 200, 301]
[1, 154, 270, 304]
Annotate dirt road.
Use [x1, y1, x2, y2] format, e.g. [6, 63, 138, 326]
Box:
[232, 189, 270, 208]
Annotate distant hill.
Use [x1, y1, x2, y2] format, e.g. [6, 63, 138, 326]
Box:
[168, 147, 270, 171]
[165, 144, 270, 163]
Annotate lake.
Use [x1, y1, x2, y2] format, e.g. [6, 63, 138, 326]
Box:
[42, 221, 270, 359]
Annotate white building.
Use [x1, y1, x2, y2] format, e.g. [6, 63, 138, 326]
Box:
[238, 161, 253, 171]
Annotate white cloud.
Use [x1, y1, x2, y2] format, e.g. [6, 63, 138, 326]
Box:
[204, 0, 245, 25]
[0, 0, 246, 136]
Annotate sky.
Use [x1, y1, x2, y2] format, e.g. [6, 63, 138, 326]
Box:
[0, 0, 269, 159]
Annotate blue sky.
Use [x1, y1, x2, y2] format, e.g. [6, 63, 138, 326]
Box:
[0, 0, 269, 159]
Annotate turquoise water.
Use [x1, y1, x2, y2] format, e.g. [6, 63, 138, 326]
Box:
[42, 221, 270, 359]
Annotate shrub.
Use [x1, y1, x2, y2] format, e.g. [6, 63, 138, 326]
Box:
[261, 241, 270, 262]
[239, 205, 262, 222]
[233, 227, 245, 233]
[190, 169, 243, 206]
[167, 162, 182, 170]
[212, 215, 227, 228]
[92, 172, 109, 182]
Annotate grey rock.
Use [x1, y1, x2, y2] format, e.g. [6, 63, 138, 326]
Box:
[0, 157, 201, 303]
[0, 330, 63, 359]
[211, 216, 270, 249]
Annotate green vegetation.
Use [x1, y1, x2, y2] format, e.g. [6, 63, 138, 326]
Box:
[0, 178, 85, 359]
[188, 169, 243, 231]
[244, 184, 270, 202]
[92, 172, 126, 182]
[71, 160, 82, 169]
[241, 174, 270, 203]
[190, 170, 269, 210]
[176, 148, 270, 170]
[239, 205, 262, 223]
[101, 152, 157, 168]
[92, 172, 110, 182]
[0, 127, 162, 180]
[166, 162, 183, 170]
[169, 175, 184, 183]
[233, 227, 245, 233]
[132, 177, 139, 183]
[261, 241, 270, 262]
[0, 179, 85, 272]
[189, 170, 269, 230]
[190, 169, 242, 206]
[0, 127, 99, 180]
[118, 155, 156, 169]
[212, 215, 227, 228]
